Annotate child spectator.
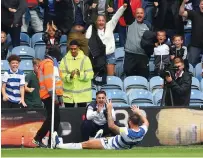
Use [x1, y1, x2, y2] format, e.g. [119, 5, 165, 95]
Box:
[24, 58, 42, 108]
[43, 21, 62, 54]
[170, 35, 187, 60]
[1, 31, 8, 60]
[154, 30, 170, 75]
[1, 55, 27, 108]
[170, 35, 189, 71]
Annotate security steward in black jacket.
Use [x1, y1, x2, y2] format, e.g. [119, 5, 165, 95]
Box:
[165, 57, 192, 106]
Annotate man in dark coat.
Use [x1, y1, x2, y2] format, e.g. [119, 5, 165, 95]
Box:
[1, 0, 27, 47]
[153, 0, 184, 38]
[165, 57, 192, 106]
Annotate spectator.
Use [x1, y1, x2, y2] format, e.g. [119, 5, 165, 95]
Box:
[67, 0, 92, 56]
[124, 8, 149, 78]
[170, 35, 187, 61]
[90, 0, 114, 22]
[33, 46, 63, 147]
[59, 40, 94, 108]
[43, 21, 62, 54]
[1, 0, 27, 47]
[39, 0, 60, 30]
[154, 0, 184, 38]
[116, 0, 142, 47]
[165, 57, 192, 106]
[24, 58, 42, 108]
[1, 31, 8, 60]
[86, 4, 127, 76]
[81, 91, 116, 141]
[154, 30, 170, 76]
[1, 55, 27, 108]
[170, 35, 189, 71]
[179, 0, 203, 67]
[21, 0, 43, 33]
[142, 0, 158, 25]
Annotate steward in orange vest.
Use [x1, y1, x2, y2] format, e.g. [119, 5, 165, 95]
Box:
[33, 46, 63, 148]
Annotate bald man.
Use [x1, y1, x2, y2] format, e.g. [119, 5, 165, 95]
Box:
[124, 8, 150, 78]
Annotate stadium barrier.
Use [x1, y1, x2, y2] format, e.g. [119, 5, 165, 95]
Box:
[1, 107, 203, 147]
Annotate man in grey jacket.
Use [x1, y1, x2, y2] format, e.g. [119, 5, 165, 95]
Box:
[124, 8, 149, 79]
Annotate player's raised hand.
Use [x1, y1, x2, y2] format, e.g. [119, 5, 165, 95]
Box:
[106, 99, 113, 110]
[131, 105, 141, 115]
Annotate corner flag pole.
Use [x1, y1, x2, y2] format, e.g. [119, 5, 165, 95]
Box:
[51, 65, 56, 149]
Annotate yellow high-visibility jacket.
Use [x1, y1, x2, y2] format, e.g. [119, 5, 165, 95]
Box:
[59, 50, 94, 103]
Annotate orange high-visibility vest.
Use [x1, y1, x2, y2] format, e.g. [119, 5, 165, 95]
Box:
[38, 58, 63, 100]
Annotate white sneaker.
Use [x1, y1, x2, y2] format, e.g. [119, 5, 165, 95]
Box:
[52, 131, 60, 148]
[94, 129, 103, 139]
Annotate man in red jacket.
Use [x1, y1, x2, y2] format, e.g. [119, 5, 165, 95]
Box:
[117, 0, 142, 46]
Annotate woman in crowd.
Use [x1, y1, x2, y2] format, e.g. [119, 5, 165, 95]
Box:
[86, 3, 127, 76]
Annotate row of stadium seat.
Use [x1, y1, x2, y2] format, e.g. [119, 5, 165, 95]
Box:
[1, 58, 203, 92]
[92, 76, 203, 93]
[92, 89, 203, 107]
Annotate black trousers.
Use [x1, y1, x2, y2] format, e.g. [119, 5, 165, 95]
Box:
[81, 120, 119, 141]
[2, 24, 21, 48]
[34, 97, 60, 144]
[124, 52, 149, 79]
[1, 100, 22, 108]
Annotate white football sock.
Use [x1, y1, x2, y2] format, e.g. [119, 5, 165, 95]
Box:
[56, 143, 82, 149]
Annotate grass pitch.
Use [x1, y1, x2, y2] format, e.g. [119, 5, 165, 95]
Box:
[1, 146, 203, 157]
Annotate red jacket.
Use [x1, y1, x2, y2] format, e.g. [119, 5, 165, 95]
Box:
[118, 0, 142, 26]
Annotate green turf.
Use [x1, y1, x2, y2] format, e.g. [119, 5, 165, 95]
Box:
[1, 146, 203, 157]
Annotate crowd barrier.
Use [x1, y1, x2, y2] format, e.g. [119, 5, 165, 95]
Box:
[1, 107, 203, 147]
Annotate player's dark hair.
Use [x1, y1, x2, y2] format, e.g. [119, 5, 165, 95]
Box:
[128, 113, 141, 125]
[96, 91, 106, 96]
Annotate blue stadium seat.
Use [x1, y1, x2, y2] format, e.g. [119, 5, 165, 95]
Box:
[191, 77, 200, 90]
[115, 47, 124, 78]
[11, 46, 35, 59]
[149, 62, 155, 77]
[124, 76, 149, 94]
[114, 33, 120, 48]
[189, 63, 194, 75]
[101, 76, 123, 91]
[20, 33, 30, 46]
[60, 35, 67, 44]
[92, 89, 97, 101]
[184, 32, 191, 47]
[1, 60, 9, 74]
[6, 34, 13, 53]
[112, 103, 129, 107]
[195, 63, 202, 81]
[201, 79, 203, 92]
[153, 89, 163, 106]
[31, 33, 46, 59]
[106, 90, 128, 105]
[92, 84, 97, 91]
[128, 89, 154, 106]
[149, 55, 155, 62]
[60, 45, 67, 57]
[60, 35, 68, 57]
[31, 33, 44, 47]
[19, 60, 33, 74]
[149, 76, 163, 92]
[190, 89, 203, 106]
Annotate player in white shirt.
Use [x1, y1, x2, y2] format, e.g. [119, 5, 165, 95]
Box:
[52, 101, 149, 150]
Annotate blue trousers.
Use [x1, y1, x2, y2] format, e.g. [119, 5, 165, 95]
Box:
[188, 46, 203, 67]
